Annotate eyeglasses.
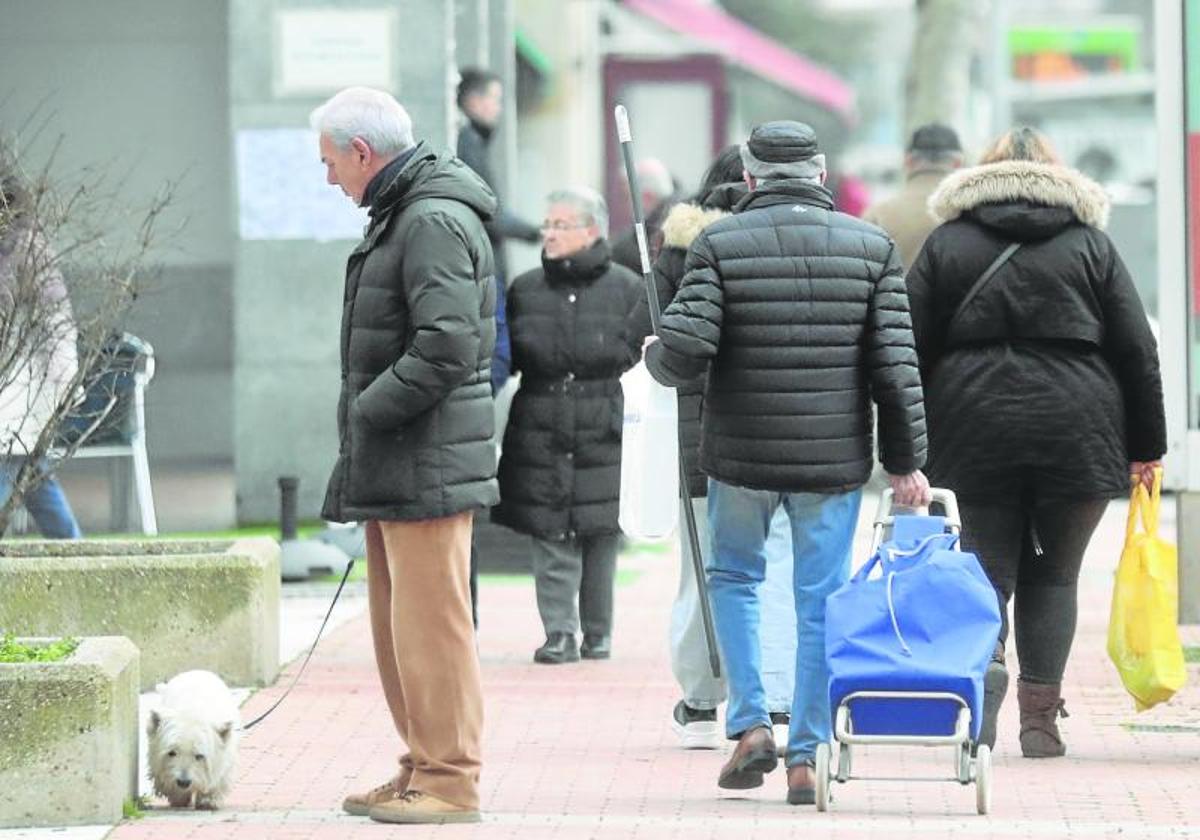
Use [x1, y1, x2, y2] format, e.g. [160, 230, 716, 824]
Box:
[540, 220, 588, 232]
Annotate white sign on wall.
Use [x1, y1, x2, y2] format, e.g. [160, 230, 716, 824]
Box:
[275, 8, 397, 97]
[235, 128, 368, 241]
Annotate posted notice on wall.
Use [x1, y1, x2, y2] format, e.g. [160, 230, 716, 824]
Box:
[275, 8, 397, 97]
[235, 128, 367, 241]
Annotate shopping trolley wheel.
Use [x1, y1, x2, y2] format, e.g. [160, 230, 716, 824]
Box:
[974, 744, 992, 815]
[815, 742, 831, 812]
[957, 743, 972, 784]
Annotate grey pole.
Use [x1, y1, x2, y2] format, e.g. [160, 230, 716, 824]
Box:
[615, 104, 721, 679]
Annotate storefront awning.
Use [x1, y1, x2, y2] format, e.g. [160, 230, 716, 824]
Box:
[622, 0, 855, 122]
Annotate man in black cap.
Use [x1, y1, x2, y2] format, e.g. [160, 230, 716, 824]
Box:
[644, 120, 930, 805]
[863, 122, 963, 268]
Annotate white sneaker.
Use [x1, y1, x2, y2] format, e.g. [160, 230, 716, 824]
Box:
[671, 700, 722, 749]
[770, 712, 790, 757]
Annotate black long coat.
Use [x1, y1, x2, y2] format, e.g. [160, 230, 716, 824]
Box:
[321, 144, 500, 523]
[492, 240, 644, 539]
[907, 159, 1166, 504]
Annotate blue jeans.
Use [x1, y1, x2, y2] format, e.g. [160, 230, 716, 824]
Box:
[670, 497, 795, 712]
[0, 458, 82, 539]
[706, 478, 861, 765]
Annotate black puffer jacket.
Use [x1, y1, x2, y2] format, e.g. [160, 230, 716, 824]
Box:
[492, 240, 644, 539]
[322, 143, 500, 523]
[907, 160, 1166, 503]
[632, 184, 744, 497]
[646, 179, 926, 493]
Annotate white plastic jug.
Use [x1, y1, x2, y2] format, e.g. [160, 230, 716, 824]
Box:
[619, 361, 679, 538]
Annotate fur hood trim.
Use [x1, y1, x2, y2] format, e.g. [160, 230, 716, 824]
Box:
[929, 160, 1110, 230]
[661, 202, 730, 249]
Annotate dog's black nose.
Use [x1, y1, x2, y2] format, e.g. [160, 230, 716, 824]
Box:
[176, 779, 191, 789]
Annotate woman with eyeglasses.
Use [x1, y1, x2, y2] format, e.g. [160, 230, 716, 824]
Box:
[492, 186, 645, 664]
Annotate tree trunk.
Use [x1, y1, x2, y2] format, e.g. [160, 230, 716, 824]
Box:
[905, 0, 989, 137]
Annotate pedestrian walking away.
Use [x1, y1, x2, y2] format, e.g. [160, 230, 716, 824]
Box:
[645, 120, 930, 806]
[862, 122, 964, 270]
[632, 144, 797, 751]
[906, 125, 1167, 759]
[312, 86, 497, 825]
[492, 186, 645, 665]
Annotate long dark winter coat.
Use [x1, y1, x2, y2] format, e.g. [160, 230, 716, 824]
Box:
[646, 179, 927, 493]
[322, 142, 500, 523]
[492, 240, 644, 539]
[906, 160, 1166, 504]
[632, 184, 743, 497]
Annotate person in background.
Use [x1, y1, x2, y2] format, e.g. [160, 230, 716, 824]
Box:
[610, 157, 679, 273]
[863, 123, 964, 269]
[313, 86, 495, 825]
[645, 120, 929, 805]
[493, 187, 644, 665]
[634, 145, 796, 751]
[0, 165, 82, 539]
[906, 126, 1166, 758]
[456, 67, 542, 624]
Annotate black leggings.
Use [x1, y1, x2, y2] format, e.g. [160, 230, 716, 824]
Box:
[958, 499, 1108, 684]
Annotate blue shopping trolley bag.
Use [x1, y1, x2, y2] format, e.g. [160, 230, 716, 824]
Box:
[826, 520, 1001, 739]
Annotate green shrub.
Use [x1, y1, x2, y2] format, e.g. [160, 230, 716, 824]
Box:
[0, 633, 79, 663]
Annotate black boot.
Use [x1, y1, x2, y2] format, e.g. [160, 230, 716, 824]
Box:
[977, 642, 1009, 752]
[533, 632, 579, 664]
[580, 634, 611, 660]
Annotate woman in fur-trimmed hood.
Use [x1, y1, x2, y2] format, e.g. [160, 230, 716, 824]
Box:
[906, 127, 1166, 759]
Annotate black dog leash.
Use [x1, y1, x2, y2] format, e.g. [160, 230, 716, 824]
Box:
[243, 557, 356, 732]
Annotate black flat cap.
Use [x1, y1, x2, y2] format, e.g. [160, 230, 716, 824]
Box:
[907, 123, 961, 153]
[746, 120, 820, 163]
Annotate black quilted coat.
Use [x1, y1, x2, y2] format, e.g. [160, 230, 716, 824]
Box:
[645, 178, 927, 493]
[907, 160, 1166, 503]
[322, 143, 500, 523]
[492, 240, 644, 539]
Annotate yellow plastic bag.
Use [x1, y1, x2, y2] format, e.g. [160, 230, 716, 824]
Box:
[1106, 469, 1187, 711]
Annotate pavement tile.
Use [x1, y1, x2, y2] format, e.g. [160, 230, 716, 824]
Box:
[99, 494, 1200, 839]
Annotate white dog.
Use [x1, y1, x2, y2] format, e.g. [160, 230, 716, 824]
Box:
[147, 670, 240, 809]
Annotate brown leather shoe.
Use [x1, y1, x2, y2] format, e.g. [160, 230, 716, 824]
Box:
[717, 725, 777, 789]
[368, 790, 481, 824]
[786, 761, 816, 805]
[342, 767, 412, 816]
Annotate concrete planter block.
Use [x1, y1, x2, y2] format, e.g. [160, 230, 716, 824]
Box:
[0, 538, 280, 690]
[0, 636, 139, 828]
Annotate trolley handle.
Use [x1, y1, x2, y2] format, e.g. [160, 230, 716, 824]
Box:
[870, 487, 961, 555]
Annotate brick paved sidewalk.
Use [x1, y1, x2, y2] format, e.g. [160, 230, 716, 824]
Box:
[105, 494, 1200, 839]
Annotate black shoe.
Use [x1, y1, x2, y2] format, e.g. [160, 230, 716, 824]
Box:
[533, 633, 579, 664]
[580, 634, 611, 660]
[769, 712, 790, 727]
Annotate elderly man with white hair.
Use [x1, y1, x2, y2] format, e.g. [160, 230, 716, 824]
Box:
[311, 86, 497, 825]
[492, 186, 645, 665]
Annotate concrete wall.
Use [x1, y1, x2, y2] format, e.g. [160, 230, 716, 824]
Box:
[0, 538, 280, 689]
[0, 637, 140, 828]
[0, 0, 235, 470]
